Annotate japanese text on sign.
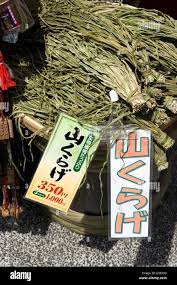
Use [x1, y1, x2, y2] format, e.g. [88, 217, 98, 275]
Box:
[25, 113, 100, 213]
[110, 129, 151, 238]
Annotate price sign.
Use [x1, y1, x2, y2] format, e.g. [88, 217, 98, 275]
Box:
[25, 113, 100, 213]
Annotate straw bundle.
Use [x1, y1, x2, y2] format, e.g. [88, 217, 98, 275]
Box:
[9, 0, 177, 171]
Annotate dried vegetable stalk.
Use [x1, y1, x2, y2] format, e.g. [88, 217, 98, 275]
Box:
[9, 0, 177, 171]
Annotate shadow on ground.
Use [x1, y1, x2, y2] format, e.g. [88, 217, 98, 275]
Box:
[134, 146, 177, 266]
[0, 202, 51, 236]
[134, 187, 177, 266]
[79, 236, 117, 253]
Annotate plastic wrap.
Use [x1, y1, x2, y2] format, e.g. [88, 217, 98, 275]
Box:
[0, 0, 34, 43]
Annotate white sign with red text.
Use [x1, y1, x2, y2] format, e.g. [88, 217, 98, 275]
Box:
[110, 129, 152, 238]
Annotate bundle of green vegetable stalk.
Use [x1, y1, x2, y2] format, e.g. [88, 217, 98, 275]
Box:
[9, 0, 177, 172]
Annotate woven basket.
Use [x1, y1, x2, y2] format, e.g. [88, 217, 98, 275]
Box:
[20, 115, 177, 236]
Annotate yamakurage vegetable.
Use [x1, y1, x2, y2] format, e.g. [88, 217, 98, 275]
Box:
[10, 0, 177, 171]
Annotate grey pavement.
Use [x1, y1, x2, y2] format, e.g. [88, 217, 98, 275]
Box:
[0, 181, 177, 267]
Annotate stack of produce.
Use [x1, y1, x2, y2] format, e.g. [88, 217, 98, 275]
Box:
[8, 0, 177, 171]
